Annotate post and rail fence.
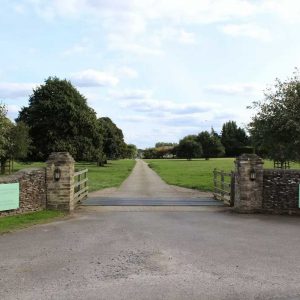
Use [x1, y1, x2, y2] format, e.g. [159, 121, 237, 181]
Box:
[213, 168, 235, 206]
[74, 168, 88, 204]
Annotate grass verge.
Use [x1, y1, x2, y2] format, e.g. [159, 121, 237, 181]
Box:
[146, 158, 300, 192]
[75, 159, 136, 192]
[0, 210, 65, 234]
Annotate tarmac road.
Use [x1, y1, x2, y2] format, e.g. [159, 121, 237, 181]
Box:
[1, 160, 300, 299]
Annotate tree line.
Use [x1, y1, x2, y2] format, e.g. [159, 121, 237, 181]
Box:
[1, 69, 300, 169]
[0, 77, 137, 174]
[143, 122, 250, 160]
[144, 69, 300, 163]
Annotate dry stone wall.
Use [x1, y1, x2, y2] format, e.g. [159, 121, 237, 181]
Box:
[0, 168, 46, 217]
[263, 169, 300, 213]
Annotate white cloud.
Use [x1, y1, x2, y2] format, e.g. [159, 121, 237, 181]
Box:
[62, 40, 91, 56]
[122, 99, 219, 115]
[262, 0, 300, 23]
[6, 104, 21, 116]
[220, 23, 271, 41]
[178, 30, 196, 44]
[205, 83, 264, 96]
[0, 82, 37, 98]
[154, 27, 197, 45]
[25, 0, 258, 23]
[117, 66, 138, 79]
[109, 89, 152, 100]
[70, 69, 119, 87]
[108, 34, 163, 56]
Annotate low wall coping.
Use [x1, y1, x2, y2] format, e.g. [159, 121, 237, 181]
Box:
[0, 167, 45, 184]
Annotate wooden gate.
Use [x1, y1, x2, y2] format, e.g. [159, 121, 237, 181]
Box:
[213, 169, 235, 206]
[74, 168, 88, 203]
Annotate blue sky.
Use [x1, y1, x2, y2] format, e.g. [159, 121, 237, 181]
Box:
[1, 0, 300, 148]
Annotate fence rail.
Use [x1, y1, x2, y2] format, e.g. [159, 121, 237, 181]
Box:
[213, 168, 235, 206]
[74, 168, 88, 203]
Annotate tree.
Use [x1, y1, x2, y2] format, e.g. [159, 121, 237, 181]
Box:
[0, 104, 13, 173]
[143, 148, 159, 159]
[176, 135, 202, 160]
[197, 130, 224, 159]
[249, 69, 300, 162]
[9, 121, 31, 161]
[0, 105, 30, 174]
[124, 144, 138, 159]
[17, 77, 103, 161]
[155, 142, 177, 148]
[221, 121, 249, 156]
[98, 117, 126, 159]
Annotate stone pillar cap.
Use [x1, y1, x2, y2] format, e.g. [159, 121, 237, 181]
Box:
[237, 153, 263, 162]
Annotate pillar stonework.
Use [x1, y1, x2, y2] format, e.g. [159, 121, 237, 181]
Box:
[46, 152, 75, 212]
[234, 154, 264, 213]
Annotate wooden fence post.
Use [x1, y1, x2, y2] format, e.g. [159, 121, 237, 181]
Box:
[221, 170, 225, 200]
[213, 168, 217, 198]
[230, 171, 235, 207]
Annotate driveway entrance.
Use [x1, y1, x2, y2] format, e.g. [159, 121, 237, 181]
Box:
[82, 160, 222, 207]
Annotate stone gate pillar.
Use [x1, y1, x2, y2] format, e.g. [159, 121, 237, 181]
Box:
[234, 154, 264, 213]
[46, 152, 75, 212]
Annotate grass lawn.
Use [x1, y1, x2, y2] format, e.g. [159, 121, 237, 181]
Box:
[8, 159, 136, 192]
[0, 210, 65, 234]
[75, 160, 136, 192]
[146, 158, 300, 192]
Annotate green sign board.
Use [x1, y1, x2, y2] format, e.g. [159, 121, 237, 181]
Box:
[0, 183, 19, 211]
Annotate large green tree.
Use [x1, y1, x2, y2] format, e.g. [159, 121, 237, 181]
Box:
[249, 70, 300, 162]
[197, 130, 225, 159]
[176, 135, 202, 160]
[98, 117, 126, 159]
[17, 77, 103, 161]
[221, 121, 249, 156]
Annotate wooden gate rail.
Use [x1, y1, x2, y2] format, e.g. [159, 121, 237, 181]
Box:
[74, 168, 88, 203]
[213, 168, 235, 206]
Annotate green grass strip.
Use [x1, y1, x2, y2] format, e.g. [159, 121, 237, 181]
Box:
[0, 210, 65, 234]
[146, 158, 300, 192]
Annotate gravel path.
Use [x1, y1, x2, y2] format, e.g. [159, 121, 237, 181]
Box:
[89, 159, 211, 199]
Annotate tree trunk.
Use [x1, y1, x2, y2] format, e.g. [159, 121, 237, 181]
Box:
[0, 159, 7, 174]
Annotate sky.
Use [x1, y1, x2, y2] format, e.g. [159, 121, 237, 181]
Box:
[1, 0, 300, 148]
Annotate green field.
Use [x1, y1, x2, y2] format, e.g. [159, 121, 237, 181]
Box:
[146, 158, 300, 192]
[6, 159, 136, 192]
[0, 210, 65, 234]
[75, 160, 136, 192]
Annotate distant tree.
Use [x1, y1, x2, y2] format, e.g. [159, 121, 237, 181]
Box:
[98, 117, 126, 159]
[124, 144, 138, 159]
[155, 142, 177, 148]
[0, 105, 30, 174]
[17, 77, 103, 161]
[197, 130, 224, 159]
[0, 104, 13, 173]
[176, 135, 202, 160]
[249, 69, 300, 162]
[221, 121, 249, 156]
[9, 121, 31, 161]
[143, 148, 159, 159]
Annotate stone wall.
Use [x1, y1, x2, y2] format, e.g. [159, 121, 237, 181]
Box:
[263, 169, 300, 213]
[0, 168, 46, 217]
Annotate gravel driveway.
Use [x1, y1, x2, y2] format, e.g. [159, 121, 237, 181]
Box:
[1, 160, 300, 300]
